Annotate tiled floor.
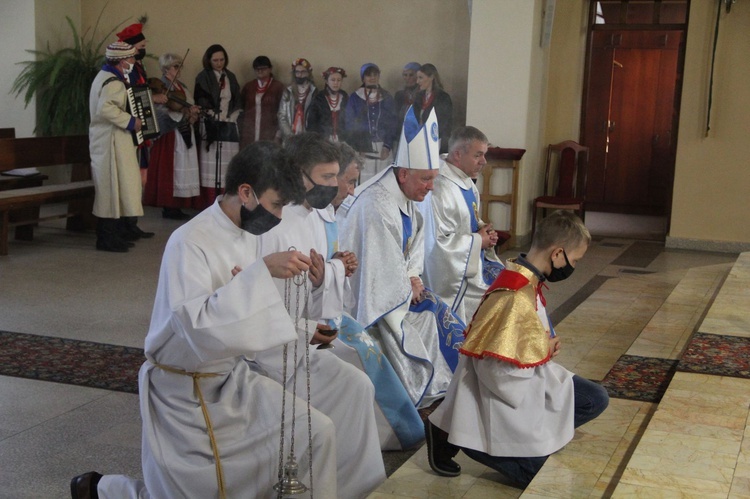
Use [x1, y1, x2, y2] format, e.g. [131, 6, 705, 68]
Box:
[369, 251, 748, 498]
[0, 208, 746, 498]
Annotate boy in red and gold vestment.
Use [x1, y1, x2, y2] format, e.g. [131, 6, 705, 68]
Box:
[427, 210, 609, 488]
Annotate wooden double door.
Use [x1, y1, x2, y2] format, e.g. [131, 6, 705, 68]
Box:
[582, 30, 684, 216]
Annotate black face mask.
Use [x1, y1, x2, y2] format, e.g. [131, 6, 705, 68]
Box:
[546, 249, 575, 282]
[295, 76, 308, 85]
[239, 194, 281, 235]
[135, 48, 146, 61]
[303, 171, 338, 209]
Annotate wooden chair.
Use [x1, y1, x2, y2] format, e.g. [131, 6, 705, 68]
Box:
[531, 140, 589, 236]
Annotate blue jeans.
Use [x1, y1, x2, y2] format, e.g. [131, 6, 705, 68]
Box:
[461, 375, 609, 488]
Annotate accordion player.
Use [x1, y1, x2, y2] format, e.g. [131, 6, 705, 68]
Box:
[127, 85, 160, 145]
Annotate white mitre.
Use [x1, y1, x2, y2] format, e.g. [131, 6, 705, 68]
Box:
[394, 106, 440, 170]
[340, 106, 441, 215]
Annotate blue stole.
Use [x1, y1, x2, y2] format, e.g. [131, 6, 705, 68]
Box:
[459, 186, 503, 285]
[323, 219, 338, 260]
[340, 316, 425, 449]
[409, 291, 465, 371]
[400, 211, 412, 255]
[401, 205, 464, 371]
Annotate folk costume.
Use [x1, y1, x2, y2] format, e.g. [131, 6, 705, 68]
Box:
[116, 23, 148, 86]
[277, 58, 317, 139]
[344, 64, 398, 183]
[144, 75, 200, 212]
[96, 198, 338, 498]
[194, 65, 242, 207]
[88, 43, 144, 251]
[307, 67, 349, 142]
[239, 70, 284, 147]
[257, 203, 386, 498]
[418, 157, 504, 324]
[338, 108, 465, 408]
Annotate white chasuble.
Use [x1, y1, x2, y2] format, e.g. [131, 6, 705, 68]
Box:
[338, 170, 457, 408]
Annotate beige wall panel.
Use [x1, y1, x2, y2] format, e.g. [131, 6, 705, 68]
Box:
[670, 0, 750, 245]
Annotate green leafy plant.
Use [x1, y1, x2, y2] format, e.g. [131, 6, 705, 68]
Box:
[11, 9, 127, 136]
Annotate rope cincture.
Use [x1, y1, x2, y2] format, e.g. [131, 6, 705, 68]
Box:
[154, 363, 227, 499]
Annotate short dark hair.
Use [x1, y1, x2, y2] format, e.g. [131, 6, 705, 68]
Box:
[224, 142, 305, 204]
[531, 210, 591, 252]
[448, 126, 488, 153]
[337, 142, 363, 175]
[202, 44, 229, 71]
[284, 132, 341, 175]
[253, 55, 272, 69]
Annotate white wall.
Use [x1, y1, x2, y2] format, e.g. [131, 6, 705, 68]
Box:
[467, 0, 547, 239]
[0, 0, 37, 137]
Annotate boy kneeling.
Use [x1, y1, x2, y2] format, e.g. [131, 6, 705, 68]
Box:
[426, 210, 609, 488]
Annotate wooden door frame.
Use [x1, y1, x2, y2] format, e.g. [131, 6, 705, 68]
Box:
[579, 0, 690, 225]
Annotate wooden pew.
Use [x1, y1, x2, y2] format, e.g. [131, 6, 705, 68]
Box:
[0, 135, 95, 255]
[0, 129, 51, 192]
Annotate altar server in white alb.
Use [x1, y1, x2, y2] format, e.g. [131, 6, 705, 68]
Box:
[263, 137, 424, 451]
[338, 107, 466, 409]
[256, 133, 385, 498]
[418, 126, 504, 324]
[70, 142, 339, 499]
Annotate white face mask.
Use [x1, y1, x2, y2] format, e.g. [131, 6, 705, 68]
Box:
[122, 61, 133, 76]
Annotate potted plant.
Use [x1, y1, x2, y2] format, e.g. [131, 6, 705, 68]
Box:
[11, 9, 126, 136]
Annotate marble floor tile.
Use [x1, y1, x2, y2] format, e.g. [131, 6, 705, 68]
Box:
[4, 207, 747, 499]
[612, 482, 729, 498]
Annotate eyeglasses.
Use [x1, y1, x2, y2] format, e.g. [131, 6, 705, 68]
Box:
[255, 66, 270, 71]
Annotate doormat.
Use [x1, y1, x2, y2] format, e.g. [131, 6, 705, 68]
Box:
[600, 354, 678, 403]
[678, 332, 750, 379]
[0, 330, 142, 393]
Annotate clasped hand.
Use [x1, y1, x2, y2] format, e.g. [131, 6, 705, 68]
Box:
[478, 223, 499, 250]
[332, 250, 358, 277]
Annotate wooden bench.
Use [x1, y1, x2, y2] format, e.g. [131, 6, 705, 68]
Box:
[0, 135, 95, 255]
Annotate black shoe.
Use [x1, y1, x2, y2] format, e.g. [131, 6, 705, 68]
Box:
[162, 207, 191, 220]
[70, 471, 102, 499]
[118, 228, 140, 242]
[425, 419, 462, 477]
[96, 218, 129, 252]
[132, 225, 155, 238]
[119, 217, 155, 240]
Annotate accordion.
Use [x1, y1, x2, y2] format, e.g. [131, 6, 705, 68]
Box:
[126, 85, 160, 146]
